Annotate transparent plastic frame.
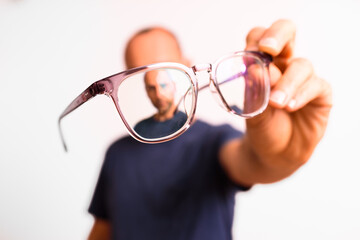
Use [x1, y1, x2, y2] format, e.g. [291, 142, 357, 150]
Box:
[58, 51, 272, 151]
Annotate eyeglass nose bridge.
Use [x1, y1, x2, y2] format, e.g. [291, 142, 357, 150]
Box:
[191, 63, 232, 113]
[191, 63, 212, 74]
[191, 63, 212, 91]
[190, 62, 221, 97]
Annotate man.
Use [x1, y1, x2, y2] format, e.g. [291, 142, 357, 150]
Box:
[133, 69, 188, 138]
[88, 20, 332, 239]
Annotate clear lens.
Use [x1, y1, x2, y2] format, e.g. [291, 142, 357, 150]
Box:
[215, 54, 269, 116]
[117, 68, 195, 140]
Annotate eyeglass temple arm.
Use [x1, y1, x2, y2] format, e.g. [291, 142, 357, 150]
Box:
[58, 80, 111, 152]
[174, 71, 247, 115]
[197, 72, 243, 92]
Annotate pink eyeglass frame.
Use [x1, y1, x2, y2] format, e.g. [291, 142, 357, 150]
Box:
[59, 51, 272, 151]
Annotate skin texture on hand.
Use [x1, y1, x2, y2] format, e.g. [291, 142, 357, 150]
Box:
[226, 19, 333, 184]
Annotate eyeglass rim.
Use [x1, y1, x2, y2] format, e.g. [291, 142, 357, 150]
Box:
[111, 51, 271, 143]
[211, 51, 272, 118]
[59, 51, 272, 150]
[108, 62, 199, 144]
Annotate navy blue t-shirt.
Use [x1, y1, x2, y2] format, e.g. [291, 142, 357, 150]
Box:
[89, 120, 247, 240]
[134, 111, 187, 138]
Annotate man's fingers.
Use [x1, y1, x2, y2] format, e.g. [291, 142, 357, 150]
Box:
[268, 63, 282, 87]
[285, 76, 333, 112]
[245, 27, 266, 51]
[269, 58, 314, 108]
[258, 19, 296, 58]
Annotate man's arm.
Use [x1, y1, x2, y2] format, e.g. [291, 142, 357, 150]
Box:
[88, 218, 111, 240]
[220, 19, 332, 186]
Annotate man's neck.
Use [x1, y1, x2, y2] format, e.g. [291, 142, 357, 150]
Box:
[154, 106, 177, 122]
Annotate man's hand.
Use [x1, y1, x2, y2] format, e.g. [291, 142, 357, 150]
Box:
[220, 19, 332, 185]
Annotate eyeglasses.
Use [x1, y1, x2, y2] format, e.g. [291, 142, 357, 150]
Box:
[59, 51, 272, 151]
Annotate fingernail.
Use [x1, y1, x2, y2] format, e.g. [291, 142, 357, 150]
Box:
[270, 90, 287, 105]
[287, 99, 296, 109]
[259, 37, 278, 51]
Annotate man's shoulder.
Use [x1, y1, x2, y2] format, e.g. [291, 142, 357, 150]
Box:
[134, 116, 154, 130]
[106, 135, 140, 154]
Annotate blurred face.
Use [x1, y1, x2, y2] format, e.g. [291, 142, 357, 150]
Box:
[144, 70, 176, 117]
[125, 28, 188, 120]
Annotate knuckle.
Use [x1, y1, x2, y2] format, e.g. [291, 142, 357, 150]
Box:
[246, 27, 266, 43]
[292, 58, 313, 72]
[319, 77, 333, 103]
[275, 19, 296, 30]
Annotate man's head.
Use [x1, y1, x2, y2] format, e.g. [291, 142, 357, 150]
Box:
[125, 27, 189, 121]
[125, 27, 188, 69]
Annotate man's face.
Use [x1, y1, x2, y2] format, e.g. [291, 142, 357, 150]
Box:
[125, 29, 187, 119]
[144, 70, 176, 116]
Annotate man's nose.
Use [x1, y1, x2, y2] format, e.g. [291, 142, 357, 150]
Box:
[155, 86, 164, 99]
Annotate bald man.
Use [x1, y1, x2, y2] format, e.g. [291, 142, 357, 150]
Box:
[88, 21, 332, 240]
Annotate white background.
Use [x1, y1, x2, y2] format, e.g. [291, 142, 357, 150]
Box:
[1, 0, 359, 239]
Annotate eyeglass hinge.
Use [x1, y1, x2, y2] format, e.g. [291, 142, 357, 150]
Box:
[93, 82, 106, 95]
[89, 80, 110, 96]
[82, 82, 108, 102]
